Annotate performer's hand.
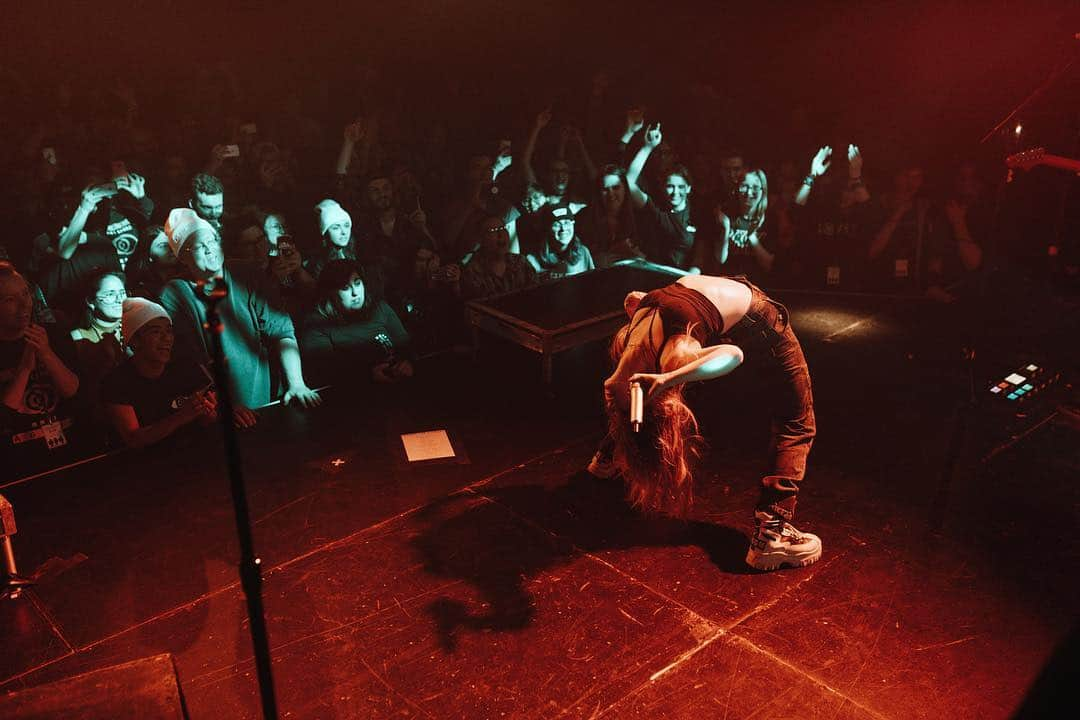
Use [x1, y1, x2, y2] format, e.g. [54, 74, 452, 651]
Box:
[627, 371, 671, 401]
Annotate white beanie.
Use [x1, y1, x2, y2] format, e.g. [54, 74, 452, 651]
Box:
[314, 199, 352, 236]
[165, 208, 216, 256]
[121, 297, 170, 346]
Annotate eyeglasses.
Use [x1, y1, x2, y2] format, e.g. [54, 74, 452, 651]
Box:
[96, 290, 127, 302]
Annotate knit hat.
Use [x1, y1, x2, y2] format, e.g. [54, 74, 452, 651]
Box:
[314, 199, 352, 236]
[165, 208, 215, 256]
[121, 297, 170, 346]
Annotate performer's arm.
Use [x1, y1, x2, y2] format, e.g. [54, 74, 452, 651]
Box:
[631, 343, 744, 396]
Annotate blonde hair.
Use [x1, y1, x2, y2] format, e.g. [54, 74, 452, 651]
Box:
[739, 168, 769, 233]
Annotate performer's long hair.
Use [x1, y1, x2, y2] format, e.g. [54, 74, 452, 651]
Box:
[606, 314, 704, 517]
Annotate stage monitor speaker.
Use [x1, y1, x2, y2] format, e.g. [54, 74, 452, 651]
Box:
[0, 653, 188, 719]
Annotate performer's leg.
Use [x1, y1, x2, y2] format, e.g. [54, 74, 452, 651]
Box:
[587, 433, 620, 478]
[747, 323, 822, 570]
[757, 329, 816, 521]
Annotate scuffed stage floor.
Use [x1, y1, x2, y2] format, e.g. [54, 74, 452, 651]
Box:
[2, 287, 1077, 718]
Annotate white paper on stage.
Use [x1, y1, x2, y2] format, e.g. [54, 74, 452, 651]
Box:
[401, 430, 456, 462]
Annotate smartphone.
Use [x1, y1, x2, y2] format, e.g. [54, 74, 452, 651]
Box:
[221, 144, 241, 158]
[239, 123, 257, 135]
[42, 147, 58, 166]
[110, 160, 128, 180]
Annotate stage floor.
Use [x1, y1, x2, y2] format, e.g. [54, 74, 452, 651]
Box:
[2, 287, 1078, 719]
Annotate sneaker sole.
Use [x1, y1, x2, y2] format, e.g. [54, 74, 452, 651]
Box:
[745, 546, 822, 571]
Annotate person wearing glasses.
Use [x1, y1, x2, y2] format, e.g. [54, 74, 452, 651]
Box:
[70, 269, 127, 405]
[714, 168, 775, 280]
[461, 213, 537, 300]
[525, 205, 595, 281]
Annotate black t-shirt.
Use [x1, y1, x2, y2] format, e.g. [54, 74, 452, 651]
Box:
[637, 198, 704, 269]
[0, 326, 82, 460]
[790, 197, 874, 289]
[868, 198, 940, 292]
[100, 358, 209, 427]
[719, 214, 775, 281]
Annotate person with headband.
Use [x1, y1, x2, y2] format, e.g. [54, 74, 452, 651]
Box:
[589, 272, 821, 571]
[159, 208, 321, 428]
[100, 297, 216, 448]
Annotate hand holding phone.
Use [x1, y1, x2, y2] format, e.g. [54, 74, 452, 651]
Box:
[221, 144, 241, 158]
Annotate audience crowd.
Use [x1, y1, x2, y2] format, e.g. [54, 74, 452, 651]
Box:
[0, 64, 994, 474]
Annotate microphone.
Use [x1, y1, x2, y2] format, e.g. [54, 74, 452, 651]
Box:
[629, 381, 644, 433]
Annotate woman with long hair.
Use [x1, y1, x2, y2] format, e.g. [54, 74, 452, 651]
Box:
[525, 205, 595, 280]
[305, 199, 357, 280]
[70, 268, 127, 399]
[591, 272, 820, 571]
[714, 168, 775, 279]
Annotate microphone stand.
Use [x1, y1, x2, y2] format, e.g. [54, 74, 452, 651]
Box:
[203, 280, 279, 720]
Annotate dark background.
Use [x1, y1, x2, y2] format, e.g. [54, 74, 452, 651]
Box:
[4, 1, 1078, 151]
[3, 0, 1079, 261]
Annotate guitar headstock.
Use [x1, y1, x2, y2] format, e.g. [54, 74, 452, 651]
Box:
[1006, 147, 1046, 171]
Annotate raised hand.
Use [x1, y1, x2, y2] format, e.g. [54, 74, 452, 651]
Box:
[116, 172, 147, 199]
[847, 144, 863, 178]
[535, 107, 553, 130]
[80, 183, 117, 210]
[810, 146, 832, 178]
[643, 122, 662, 149]
[344, 119, 365, 144]
[493, 148, 512, 175]
[625, 108, 645, 136]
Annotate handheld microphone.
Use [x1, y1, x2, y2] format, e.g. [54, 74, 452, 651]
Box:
[629, 381, 644, 433]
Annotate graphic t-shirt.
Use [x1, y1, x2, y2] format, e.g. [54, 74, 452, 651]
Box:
[720, 214, 774, 281]
[100, 358, 209, 427]
[0, 327, 81, 460]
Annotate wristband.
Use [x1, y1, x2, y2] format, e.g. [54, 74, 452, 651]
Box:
[802, 175, 815, 187]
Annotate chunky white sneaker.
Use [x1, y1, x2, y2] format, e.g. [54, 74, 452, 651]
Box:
[586, 448, 620, 479]
[746, 517, 822, 571]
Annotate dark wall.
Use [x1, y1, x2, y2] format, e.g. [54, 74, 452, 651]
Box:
[3, 0, 1078, 168]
